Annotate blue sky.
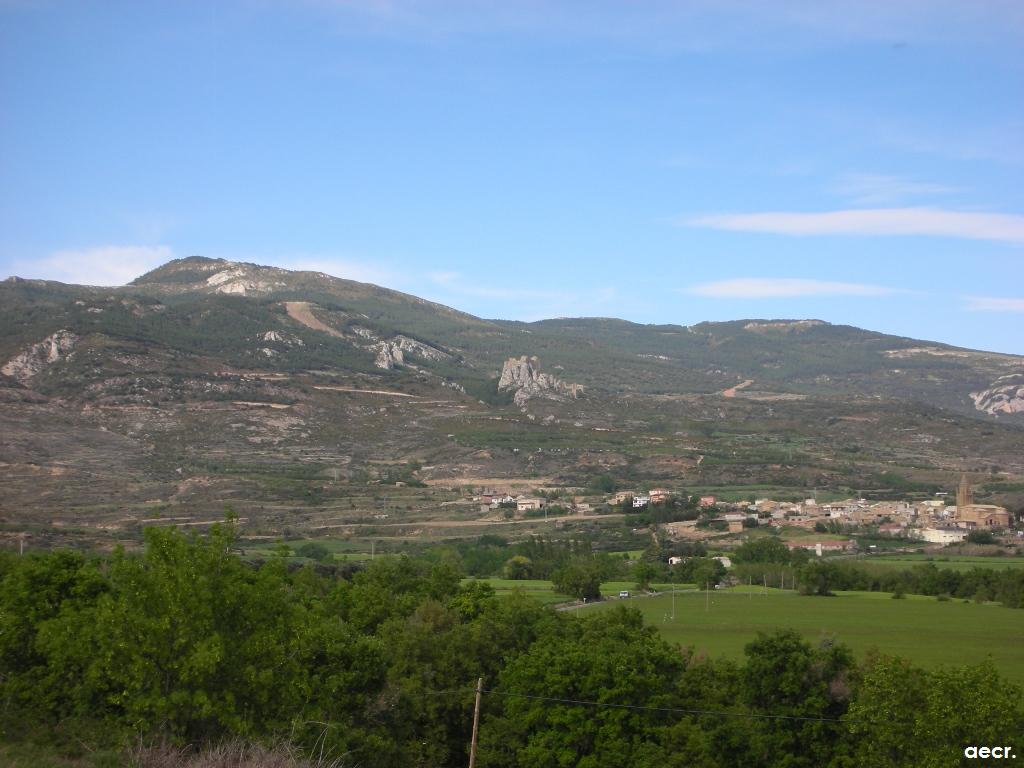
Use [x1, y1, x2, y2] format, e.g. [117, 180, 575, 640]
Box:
[1, 1, 1022, 353]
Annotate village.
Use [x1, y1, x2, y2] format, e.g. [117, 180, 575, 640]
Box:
[464, 474, 1018, 555]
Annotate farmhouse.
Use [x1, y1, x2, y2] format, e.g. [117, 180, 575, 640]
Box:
[648, 488, 671, 504]
[516, 497, 545, 512]
[914, 527, 969, 544]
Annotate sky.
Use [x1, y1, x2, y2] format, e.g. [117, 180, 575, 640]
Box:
[1, 1, 1023, 353]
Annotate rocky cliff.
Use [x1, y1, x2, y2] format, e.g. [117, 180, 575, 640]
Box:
[971, 373, 1024, 416]
[497, 355, 582, 406]
[1, 330, 79, 384]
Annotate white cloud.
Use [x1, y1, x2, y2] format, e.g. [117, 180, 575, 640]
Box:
[682, 208, 1024, 243]
[10, 245, 175, 286]
[831, 173, 959, 206]
[962, 296, 1024, 313]
[688, 278, 899, 299]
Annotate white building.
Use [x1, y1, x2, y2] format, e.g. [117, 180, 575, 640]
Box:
[914, 527, 968, 545]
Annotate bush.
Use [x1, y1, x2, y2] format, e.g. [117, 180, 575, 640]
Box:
[967, 530, 997, 545]
[295, 542, 330, 562]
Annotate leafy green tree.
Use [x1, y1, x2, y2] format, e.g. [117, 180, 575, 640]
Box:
[479, 608, 686, 768]
[296, 541, 331, 561]
[797, 560, 842, 596]
[552, 557, 603, 601]
[632, 560, 660, 591]
[966, 529, 996, 544]
[732, 537, 792, 565]
[503, 555, 534, 580]
[741, 631, 854, 768]
[843, 656, 1024, 768]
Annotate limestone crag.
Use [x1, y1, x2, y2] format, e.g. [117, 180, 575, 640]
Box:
[391, 335, 451, 362]
[1, 330, 79, 384]
[498, 355, 582, 406]
[375, 343, 405, 370]
[971, 373, 1024, 416]
[204, 264, 289, 295]
[373, 336, 449, 370]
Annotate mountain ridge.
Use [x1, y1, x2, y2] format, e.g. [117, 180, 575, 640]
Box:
[2, 257, 1022, 546]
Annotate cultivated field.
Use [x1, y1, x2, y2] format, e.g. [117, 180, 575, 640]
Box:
[865, 553, 1024, 571]
[473, 577, 685, 605]
[592, 586, 1024, 683]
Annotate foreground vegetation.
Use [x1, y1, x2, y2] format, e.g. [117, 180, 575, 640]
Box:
[2, 523, 1022, 768]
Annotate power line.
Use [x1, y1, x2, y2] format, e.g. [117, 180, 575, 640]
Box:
[481, 689, 848, 724]
[396, 686, 851, 724]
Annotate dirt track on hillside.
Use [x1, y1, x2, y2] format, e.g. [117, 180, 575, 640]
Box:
[721, 379, 753, 397]
[284, 302, 345, 338]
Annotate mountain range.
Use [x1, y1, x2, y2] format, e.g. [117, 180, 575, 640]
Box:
[2, 256, 1022, 546]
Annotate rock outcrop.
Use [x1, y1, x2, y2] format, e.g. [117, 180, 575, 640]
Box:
[392, 335, 450, 362]
[971, 373, 1024, 416]
[374, 336, 450, 370]
[498, 356, 582, 406]
[1, 330, 79, 384]
[375, 343, 405, 370]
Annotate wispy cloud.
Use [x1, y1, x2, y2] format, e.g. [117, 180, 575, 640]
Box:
[688, 278, 900, 299]
[682, 208, 1024, 243]
[875, 119, 1024, 168]
[9, 245, 175, 286]
[962, 296, 1024, 313]
[831, 173, 959, 206]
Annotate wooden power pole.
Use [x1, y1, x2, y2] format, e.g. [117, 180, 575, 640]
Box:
[468, 677, 484, 768]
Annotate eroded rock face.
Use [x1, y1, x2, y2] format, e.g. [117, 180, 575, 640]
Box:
[498, 355, 582, 406]
[375, 343, 405, 370]
[971, 373, 1024, 416]
[391, 335, 450, 362]
[373, 336, 449, 369]
[205, 265, 288, 295]
[1, 330, 79, 384]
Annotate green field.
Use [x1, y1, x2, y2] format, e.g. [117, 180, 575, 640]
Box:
[468, 578, 685, 605]
[590, 586, 1024, 683]
[468, 578, 572, 605]
[864, 553, 1024, 571]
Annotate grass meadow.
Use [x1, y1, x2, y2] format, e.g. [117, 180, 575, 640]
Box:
[864, 553, 1024, 571]
[592, 586, 1024, 683]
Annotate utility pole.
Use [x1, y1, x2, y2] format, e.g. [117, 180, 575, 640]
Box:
[468, 677, 483, 768]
